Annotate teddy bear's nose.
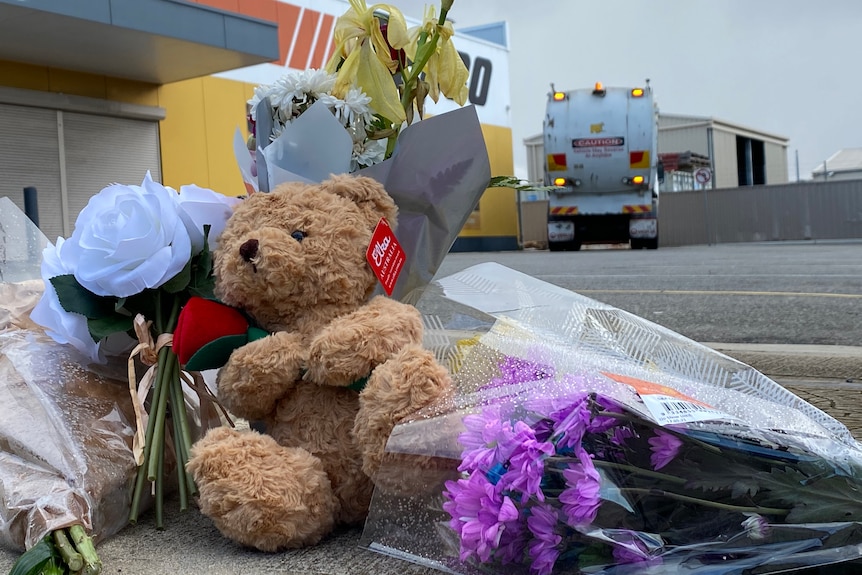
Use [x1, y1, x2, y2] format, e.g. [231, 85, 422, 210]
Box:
[239, 238, 259, 262]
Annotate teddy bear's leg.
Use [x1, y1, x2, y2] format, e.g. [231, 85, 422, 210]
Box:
[353, 344, 452, 478]
[187, 426, 339, 551]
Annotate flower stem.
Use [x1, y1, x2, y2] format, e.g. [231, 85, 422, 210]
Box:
[548, 458, 689, 486]
[619, 487, 790, 516]
[147, 347, 172, 482]
[385, 3, 451, 157]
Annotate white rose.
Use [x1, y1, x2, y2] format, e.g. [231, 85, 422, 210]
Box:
[62, 172, 192, 298]
[30, 237, 104, 364]
[176, 184, 241, 254]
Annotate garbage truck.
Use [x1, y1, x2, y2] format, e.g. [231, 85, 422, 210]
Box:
[544, 81, 660, 250]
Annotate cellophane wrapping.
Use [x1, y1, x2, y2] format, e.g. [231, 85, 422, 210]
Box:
[361, 262, 862, 574]
[0, 199, 215, 551]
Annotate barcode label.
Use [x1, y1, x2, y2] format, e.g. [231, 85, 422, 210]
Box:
[641, 394, 733, 425]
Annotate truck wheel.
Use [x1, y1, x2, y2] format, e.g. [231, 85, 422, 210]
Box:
[630, 239, 643, 250]
[645, 237, 659, 250]
[549, 241, 564, 252]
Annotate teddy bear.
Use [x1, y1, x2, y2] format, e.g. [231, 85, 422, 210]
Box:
[184, 173, 453, 552]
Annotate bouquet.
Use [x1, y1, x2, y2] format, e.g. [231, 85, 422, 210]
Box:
[361, 263, 862, 574]
[233, 0, 498, 301]
[12, 174, 239, 571]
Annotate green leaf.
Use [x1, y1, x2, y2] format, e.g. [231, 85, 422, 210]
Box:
[756, 466, 862, 523]
[161, 259, 192, 294]
[9, 536, 54, 575]
[88, 315, 134, 342]
[50, 275, 116, 319]
[488, 175, 561, 193]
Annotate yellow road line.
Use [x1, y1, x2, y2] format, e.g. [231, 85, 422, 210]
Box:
[576, 289, 862, 299]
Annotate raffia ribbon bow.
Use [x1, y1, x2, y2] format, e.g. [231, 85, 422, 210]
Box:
[127, 314, 232, 465]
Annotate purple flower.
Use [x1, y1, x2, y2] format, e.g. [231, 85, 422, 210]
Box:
[499, 422, 555, 502]
[612, 543, 663, 566]
[611, 425, 637, 446]
[443, 471, 521, 563]
[741, 513, 771, 540]
[526, 503, 562, 575]
[588, 395, 625, 433]
[458, 405, 517, 472]
[560, 447, 602, 527]
[648, 430, 684, 470]
[484, 356, 554, 390]
[549, 395, 592, 450]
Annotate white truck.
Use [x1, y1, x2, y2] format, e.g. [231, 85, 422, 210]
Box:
[544, 82, 660, 250]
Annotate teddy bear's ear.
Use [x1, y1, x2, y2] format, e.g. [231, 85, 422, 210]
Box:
[318, 174, 398, 230]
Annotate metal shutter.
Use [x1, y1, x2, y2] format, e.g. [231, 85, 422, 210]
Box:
[0, 103, 65, 242]
[63, 112, 162, 230]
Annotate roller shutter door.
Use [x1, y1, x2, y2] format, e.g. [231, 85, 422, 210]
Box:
[0, 103, 161, 243]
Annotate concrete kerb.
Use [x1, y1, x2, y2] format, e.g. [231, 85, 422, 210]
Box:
[704, 343, 862, 381]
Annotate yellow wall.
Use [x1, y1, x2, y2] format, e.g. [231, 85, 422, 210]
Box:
[460, 124, 517, 239]
[0, 59, 160, 106]
[157, 76, 253, 196]
[0, 60, 519, 241]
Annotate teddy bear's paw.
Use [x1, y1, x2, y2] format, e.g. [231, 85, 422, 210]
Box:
[217, 332, 306, 420]
[354, 344, 453, 477]
[187, 428, 339, 551]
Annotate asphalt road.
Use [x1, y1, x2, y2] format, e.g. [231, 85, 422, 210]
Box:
[436, 241, 862, 346]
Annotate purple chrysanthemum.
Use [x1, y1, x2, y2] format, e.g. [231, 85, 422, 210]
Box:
[443, 470, 521, 563]
[550, 395, 592, 450]
[741, 513, 771, 541]
[648, 430, 684, 470]
[458, 405, 517, 472]
[499, 421, 555, 502]
[588, 395, 625, 433]
[612, 542, 663, 566]
[560, 447, 602, 527]
[526, 503, 562, 575]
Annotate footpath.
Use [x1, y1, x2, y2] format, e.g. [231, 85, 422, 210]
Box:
[0, 344, 860, 575]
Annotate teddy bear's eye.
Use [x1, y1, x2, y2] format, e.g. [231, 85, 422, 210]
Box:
[291, 230, 307, 242]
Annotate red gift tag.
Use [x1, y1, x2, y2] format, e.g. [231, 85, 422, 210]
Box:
[366, 218, 406, 296]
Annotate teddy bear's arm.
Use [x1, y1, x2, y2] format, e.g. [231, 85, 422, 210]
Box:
[304, 296, 423, 387]
[217, 331, 306, 420]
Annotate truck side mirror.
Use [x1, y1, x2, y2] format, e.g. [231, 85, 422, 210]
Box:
[657, 162, 665, 184]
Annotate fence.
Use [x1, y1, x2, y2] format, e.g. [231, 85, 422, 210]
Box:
[659, 180, 862, 247]
[518, 180, 862, 248]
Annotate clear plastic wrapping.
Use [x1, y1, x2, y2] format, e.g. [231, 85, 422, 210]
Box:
[361, 262, 862, 574]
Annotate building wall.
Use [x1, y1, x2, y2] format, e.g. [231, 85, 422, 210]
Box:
[711, 129, 739, 189]
[765, 141, 789, 185]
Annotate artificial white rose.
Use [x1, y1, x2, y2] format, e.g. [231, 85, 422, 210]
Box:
[62, 172, 192, 298]
[176, 184, 241, 254]
[30, 237, 104, 364]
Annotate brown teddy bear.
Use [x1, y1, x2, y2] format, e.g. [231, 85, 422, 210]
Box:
[185, 174, 453, 551]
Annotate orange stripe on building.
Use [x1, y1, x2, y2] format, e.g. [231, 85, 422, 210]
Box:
[289, 9, 322, 70]
[240, 0, 278, 22]
[309, 14, 335, 69]
[550, 207, 579, 215]
[277, 2, 302, 66]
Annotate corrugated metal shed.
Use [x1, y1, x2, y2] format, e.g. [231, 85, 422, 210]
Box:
[524, 113, 790, 188]
[811, 148, 862, 181]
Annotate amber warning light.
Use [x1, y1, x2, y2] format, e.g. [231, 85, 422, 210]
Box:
[553, 177, 567, 186]
[632, 175, 645, 185]
[553, 92, 566, 101]
[631, 88, 645, 97]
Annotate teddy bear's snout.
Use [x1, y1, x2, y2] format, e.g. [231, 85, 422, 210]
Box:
[239, 239, 259, 263]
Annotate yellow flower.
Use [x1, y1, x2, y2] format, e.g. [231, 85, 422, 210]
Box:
[406, 5, 469, 106]
[326, 0, 409, 124]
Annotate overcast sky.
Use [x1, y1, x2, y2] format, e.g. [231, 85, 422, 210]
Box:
[397, 0, 862, 180]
